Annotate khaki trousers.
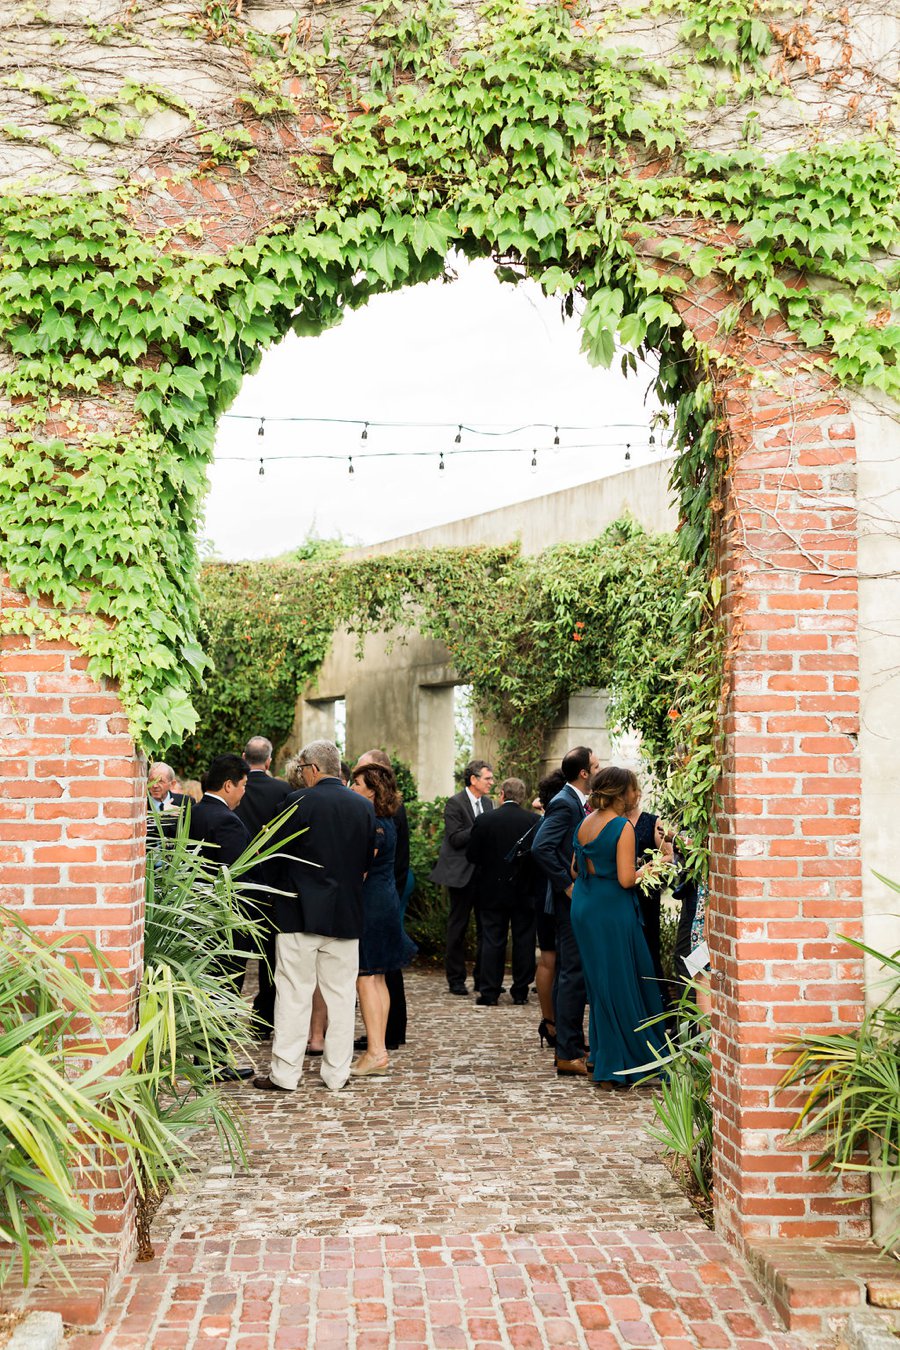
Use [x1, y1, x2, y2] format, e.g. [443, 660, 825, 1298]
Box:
[270, 931, 359, 1091]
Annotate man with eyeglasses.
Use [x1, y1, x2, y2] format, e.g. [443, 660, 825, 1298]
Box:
[253, 739, 376, 1094]
[430, 759, 494, 996]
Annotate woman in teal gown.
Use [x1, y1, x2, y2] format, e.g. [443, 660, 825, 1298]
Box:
[570, 766, 666, 1089]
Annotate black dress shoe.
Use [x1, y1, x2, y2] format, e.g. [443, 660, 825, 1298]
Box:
[475, 995, 498, 1006]
[212, 1065, 254, 1083]
[448, 985, 469, 996]
[511, 997, 528, 1006]
[253, 1075, 293, 1092]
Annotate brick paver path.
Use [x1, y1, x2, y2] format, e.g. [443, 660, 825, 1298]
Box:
[68, 968, 800, 1349]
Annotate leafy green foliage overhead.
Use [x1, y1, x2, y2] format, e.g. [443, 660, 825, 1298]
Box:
[2, 0, 896, 866]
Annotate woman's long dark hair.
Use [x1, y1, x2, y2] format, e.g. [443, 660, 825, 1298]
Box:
[351, 762, 402, 818]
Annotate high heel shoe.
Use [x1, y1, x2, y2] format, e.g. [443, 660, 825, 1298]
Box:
[538, 1018, 557, 1049]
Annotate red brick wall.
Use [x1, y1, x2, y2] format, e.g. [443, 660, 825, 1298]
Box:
[709, 358, 868, 1243]
[0, 579, 145, 1243]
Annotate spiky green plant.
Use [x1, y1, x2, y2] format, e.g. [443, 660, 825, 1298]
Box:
[639, 983, 713, 1200]
[0, 911, 149, 1287]
[779, 879, 900, 1250]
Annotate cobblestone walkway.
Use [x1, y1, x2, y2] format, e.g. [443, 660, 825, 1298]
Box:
[69, 968, 800, 1349]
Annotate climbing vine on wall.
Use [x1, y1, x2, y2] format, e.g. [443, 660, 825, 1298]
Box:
[178, 521, 691, 799]
[1, 0, 898, 864]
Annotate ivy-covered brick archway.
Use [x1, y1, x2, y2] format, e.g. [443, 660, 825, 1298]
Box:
[2, 0, 897, 1268]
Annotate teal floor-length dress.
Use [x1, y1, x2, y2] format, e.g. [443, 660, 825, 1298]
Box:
[571, 816, 666, 1084]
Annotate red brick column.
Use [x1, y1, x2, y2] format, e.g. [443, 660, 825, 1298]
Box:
[0, 579, 145, 1248]
[709, 359, 869, 1244]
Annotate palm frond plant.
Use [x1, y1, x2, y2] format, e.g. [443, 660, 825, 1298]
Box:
[0, 804, 303, 1283]
[779, 881, 900, 1251]
[0, 911, 154, 1290]
[637, 983, 714, 1204]
[126, 805, 302, 1253]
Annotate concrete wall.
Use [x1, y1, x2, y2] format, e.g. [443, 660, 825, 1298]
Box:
[289, 462, 674, 790]
[850, 390, 900, 1247]
[343, 457, 677, 558]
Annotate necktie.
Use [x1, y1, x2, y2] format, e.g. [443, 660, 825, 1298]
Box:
[583, 801, 591, 817]
[475, 799, 482, 817]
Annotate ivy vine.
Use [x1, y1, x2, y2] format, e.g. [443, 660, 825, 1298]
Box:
[177, 521, 688, 792]
[1, 0, 897, 869]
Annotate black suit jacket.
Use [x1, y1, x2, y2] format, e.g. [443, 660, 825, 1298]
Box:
[235, 771, 293, 910]
[466, 802, 541, 908]
[269, 777, 377, 940]
[429, 789, 494, 889]
[234, 770, 292, 837]
[185, 794, 251, 868]
[531, 784, 585, 896]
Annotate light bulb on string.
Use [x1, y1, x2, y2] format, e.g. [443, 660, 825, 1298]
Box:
[530, 449, 538, 473]
[454, 425, 462, 444]
[257, 418, 265, 438]
[624, 442, 631, 462]
[649, 432, 656, 446]
[258, 458, 265, 476]
[553, 426, 560, 446]
[439, 451, 445, 472]
[348, 456, 355, 477]
[360, 422, 368, 441]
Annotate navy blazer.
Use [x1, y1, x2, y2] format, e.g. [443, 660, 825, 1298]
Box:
[185, 793, 251, 869]
[269, 777, 377, 940]
[531, 784, 585, 896]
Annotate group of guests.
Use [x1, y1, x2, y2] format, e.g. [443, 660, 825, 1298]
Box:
[431, 746, 702, 1089]
[150, 738, 703, 1096]
[148, 737, 417, 1092]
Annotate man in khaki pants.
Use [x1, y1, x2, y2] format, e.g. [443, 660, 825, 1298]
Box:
[253, 740, 376, 1094]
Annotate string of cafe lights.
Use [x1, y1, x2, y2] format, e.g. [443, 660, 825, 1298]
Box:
[218, 413, 671, 476]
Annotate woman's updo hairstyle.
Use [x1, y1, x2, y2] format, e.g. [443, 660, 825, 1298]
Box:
[589, 765, 639, 813]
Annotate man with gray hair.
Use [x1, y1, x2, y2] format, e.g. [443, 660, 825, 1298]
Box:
[254, 740, 376, 1094]
[234, 735, 292, 1036]
[147, 761, 184, 840]
[466, 777, 539, 1007]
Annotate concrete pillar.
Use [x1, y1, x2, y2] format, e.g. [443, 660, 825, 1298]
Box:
[416, 684, 455, 799]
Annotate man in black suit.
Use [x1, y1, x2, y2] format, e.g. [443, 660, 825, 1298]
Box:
[147, 761, 185, 840]
[185, 752, 254, 1081]
[430, 759, 494, 995]
[235, 736, 292, 1036]
[466, 777, 539, 1007]
[254, 739, 376, 1094]
[531, 745, 599, 1076]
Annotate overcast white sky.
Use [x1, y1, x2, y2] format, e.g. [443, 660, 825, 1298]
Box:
[202, 257, 666, 559]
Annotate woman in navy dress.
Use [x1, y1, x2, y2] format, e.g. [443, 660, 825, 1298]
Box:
[349, 762, 417, 1077]
[570, 766, 666, 1089]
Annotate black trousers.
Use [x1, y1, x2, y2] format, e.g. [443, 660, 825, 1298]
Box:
[251, 910, 278, 1032]
[553, 894, 586, 1060]
[445, 880, 482, 989]
[385, 967, 407, 1045]
[478, 902, 536, 1003]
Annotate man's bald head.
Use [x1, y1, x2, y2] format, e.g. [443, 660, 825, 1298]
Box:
[355, 748, 391, 770]
[243, 736, 273, 769]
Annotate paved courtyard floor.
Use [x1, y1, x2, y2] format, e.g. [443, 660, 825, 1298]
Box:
[68, 967, 801, 1349]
